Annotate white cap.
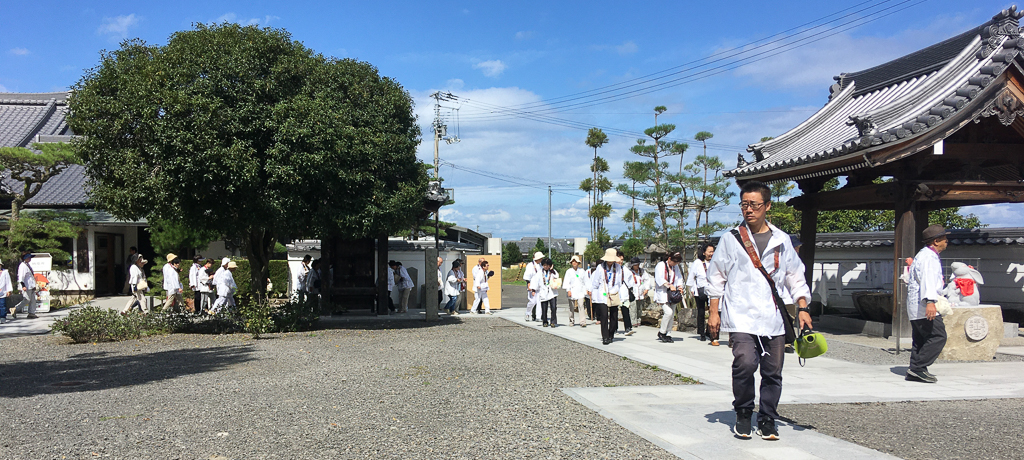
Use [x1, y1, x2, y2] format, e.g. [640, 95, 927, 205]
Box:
[221, 257, 230, 267]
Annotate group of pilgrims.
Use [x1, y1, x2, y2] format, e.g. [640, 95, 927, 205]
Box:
[514, 245, 719, 346]
[121, 253, 239, 315]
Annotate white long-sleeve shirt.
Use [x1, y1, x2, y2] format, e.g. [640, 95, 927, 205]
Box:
[163, 263, 182, 293]
[197, 266, 213, 292]
[474, 266, 491, 292]
[128, 264, 145, 290]
[188, 263, 200, 289]
[531, 268, 559, 302]
[387, 267, 395, 292]
[445, 268, 464, 296]
[624, 267, 651, 301]
[0, 269, 13, 297]
[907, 246, 944, 321]
[523, 260, 541, 288]
[396, 266, 414, 290]
[297, 262, 310, 291]
[589, 262, 623, 304]
[686, 259, 711, 297]
[563, 267, 589, 300]
[652, 261, 684, 304]
[217, 270, 237, 297]
[18, 261, 35, 290]
[706, 222, 810, 337]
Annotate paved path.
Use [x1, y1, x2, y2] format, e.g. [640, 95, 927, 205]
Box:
[492, 306, 1024, 460]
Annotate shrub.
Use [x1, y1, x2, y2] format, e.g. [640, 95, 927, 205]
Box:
[50, 306, 182, 343]
[272, 300, 319, 333]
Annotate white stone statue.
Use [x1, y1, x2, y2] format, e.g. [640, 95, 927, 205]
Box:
[943, 262, 984, 306]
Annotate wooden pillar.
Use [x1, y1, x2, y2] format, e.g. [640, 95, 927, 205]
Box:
[376, 232, 389, 316]
[799, 208, 819, 287]
[893, 194, 917, 344]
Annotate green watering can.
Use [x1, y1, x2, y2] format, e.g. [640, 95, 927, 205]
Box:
[795, 327, 827, 366]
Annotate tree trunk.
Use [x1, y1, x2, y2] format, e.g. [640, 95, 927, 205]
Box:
[244, 228, 275, 304]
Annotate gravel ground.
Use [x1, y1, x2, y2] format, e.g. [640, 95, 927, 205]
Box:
[781, 399, 1024, 460]
[0, 317, 689, 460]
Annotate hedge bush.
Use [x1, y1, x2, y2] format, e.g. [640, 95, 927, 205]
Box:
[49, 306, 185, 343]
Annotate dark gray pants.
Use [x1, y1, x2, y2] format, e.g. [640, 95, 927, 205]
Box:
[731, 333, 785, 421]
[909, 317, 947, 373]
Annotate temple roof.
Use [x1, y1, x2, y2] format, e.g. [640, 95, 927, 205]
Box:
[727, 7, 1024, 181]
[0, 91, 89, 207]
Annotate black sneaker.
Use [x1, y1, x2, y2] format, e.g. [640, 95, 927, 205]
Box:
[785, 345, 795, 354]
[657, 333, 666, 342]
[906, 369, 937, 383]
[921, 370, 938, 381]
[663, 335, 674, 343]
[733, 409, 752, 439]
[756, 417, 779, 440]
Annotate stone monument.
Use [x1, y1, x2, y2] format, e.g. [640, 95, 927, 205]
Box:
[939, 263, 1003, 361]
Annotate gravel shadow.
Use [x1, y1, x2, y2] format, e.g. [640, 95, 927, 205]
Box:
[0, 344, 255, 398]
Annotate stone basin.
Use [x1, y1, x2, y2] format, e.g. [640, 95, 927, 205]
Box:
[851, 290, 893, 323]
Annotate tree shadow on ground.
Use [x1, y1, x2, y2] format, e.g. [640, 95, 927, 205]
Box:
[0, 344, 255, 399]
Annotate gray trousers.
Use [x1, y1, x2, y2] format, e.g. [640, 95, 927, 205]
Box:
[731, 333, 786, 421]
[16, 289, 37, 314]
[909, 317, 947, 373]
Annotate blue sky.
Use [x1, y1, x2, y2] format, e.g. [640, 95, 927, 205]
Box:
[2, 0, 1019, 239]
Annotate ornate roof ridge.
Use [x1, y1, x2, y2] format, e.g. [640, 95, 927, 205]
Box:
[0, 91, 69, 105]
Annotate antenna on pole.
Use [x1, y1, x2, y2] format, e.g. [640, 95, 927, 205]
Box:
[430, 91, 459, 250]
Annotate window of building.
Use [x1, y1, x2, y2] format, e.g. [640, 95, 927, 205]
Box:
[76, 233, 89, 273]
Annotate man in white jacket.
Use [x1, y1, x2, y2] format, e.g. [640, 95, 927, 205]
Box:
[708, 181, 811, 441]
[0, 260, 13, 323]
[211, 261, 238, 314]
[905, 224, 950, 383]
[564, 255, 590, 327]
[472, 258, 493, 314]
[163, 254, 184, 313]
[522, 251, 544, 321]
[16, 253, 38, 319]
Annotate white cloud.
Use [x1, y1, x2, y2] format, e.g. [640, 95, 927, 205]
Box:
[9, 47, 29, 56]
[444, 79, 465, 91]
[473, 60, 507, 77]
[215, 13, 279, 26]
[477, 210, 512, 222]
[730, 13, 980, 91]
[515, 31, 534, 40]
[615, 41, 638, 55]
[0, 83, 8, 92]
[97, 14, 140, 40]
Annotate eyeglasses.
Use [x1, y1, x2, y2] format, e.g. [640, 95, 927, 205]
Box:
[739, 201, 766, 210]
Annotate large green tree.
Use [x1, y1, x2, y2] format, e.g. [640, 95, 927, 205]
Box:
[582, 128, 611, 240]
[68, 24, 427, 302]
[626, 106, 687, 249]
[0, 143, 80, 223]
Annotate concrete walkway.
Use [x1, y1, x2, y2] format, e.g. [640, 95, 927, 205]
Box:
[492, 307, 1024, 460]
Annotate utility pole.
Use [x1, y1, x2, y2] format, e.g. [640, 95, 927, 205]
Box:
[548, 186, 552, 259]
[430, 92, 459, 251]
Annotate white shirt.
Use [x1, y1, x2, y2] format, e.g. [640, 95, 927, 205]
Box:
[624, 267, 651, 300]
[188, 263, 201, 289]
[217, 269, 237, 297]
[396, 266, 413, 290]
[437, 267, 444, 292]
[652, 261, 684, 304]
[686, 259, 711, 297]
[129, 264, 145, 289]
[297, 262, 310, 291]
[18, 261, 35, 290]
[212, 266, 226, 288]
[0, 269, 13, 297]
[531, 268, 559, 302]
[163, 263, 182, 293]
[474, 265, 491, 292]
[197, 266, 213, 292]
[523, 261, 541, 288]
[387, 267, 395, 292]
[907, 246, 944, 321]
[564, 267, 589, 300]
[706, 222, 810, 337]
[445, 268, 464, 296]
[589, 263, 623, 303]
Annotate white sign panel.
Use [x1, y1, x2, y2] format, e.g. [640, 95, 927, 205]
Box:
[28, 253, 52, 273]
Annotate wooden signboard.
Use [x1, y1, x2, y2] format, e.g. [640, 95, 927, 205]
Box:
[465, 255, 502, 310]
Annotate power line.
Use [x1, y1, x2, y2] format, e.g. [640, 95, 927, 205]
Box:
[452, 0, 922, 127]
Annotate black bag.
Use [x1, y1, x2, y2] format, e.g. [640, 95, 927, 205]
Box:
[628, 288, 636, 303]
[730, 230, 796, 344]
[313, 279, 322, 289]
[667, 290, 683, 304]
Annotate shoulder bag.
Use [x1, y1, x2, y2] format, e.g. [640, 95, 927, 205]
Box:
[665, 265, 683, 304]
[730, 228, 796, 344]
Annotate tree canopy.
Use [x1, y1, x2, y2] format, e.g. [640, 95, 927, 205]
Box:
[68, 23, 427, 300]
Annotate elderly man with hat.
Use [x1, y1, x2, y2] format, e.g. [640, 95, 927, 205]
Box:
[162, 253, 184, 313]
[905, 224, 950, 383]
[523, 251, 545, 321]
[564, 255, 590, 326]
[15, 252, 39, 319]
[0, 259, 13, 323]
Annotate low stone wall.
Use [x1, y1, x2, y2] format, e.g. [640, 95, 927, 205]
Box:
[939, 304, 1003, 361]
